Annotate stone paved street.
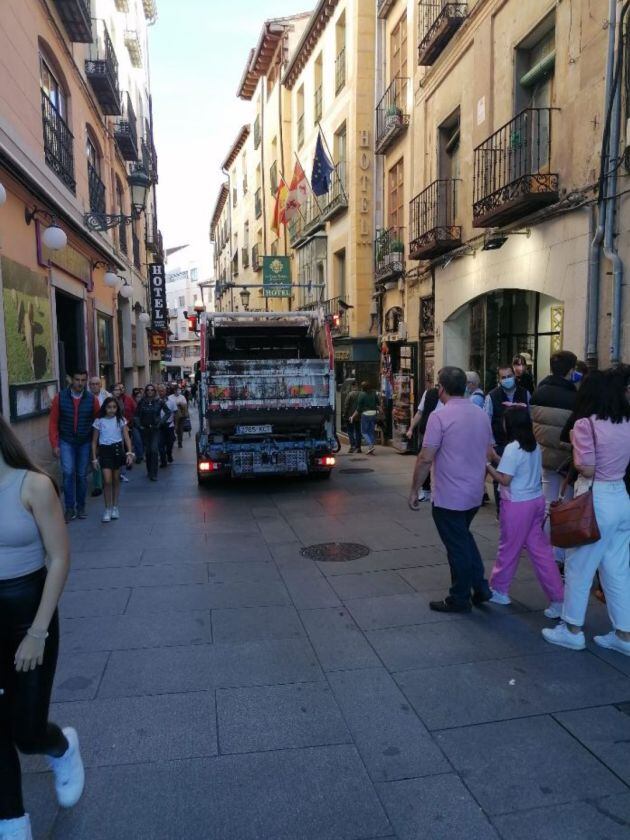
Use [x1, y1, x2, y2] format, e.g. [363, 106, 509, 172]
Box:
[26, 434, 630, 839]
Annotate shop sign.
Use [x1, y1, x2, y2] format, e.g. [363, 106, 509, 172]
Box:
[148, 263, 167, 328]
[334, 349, 351, 361]
[263, 256, 291, 297]
[149, 330, 167, 351]
[37, 223, 93, 290]
[162, 348, 173, 362]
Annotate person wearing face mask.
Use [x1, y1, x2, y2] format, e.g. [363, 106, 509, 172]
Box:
[484, 365, 530, 514]
[512, 355, 534, 395]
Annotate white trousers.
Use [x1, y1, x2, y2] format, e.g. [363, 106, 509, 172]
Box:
[562, 480, 630, 631]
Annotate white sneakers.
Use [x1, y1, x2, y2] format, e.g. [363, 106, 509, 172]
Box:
[0, 815, 32, 840]
[417, 490, 430, 502]
[47, 727, 85, 808]
[542, 622, 586, 650]
[101, 509, 111, 523]
[544, 602, 564, 619]
[489, 590, 511, 606]
[594, 631, 630, 657]
[111, 506, 120, 520]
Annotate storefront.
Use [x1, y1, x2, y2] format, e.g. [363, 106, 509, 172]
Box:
[334, 339, 379, 436]
[379, 306, 418, 453]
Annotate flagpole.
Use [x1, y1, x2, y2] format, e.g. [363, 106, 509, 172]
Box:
[293, 150, 324, 214]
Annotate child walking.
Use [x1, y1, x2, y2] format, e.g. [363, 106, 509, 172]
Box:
[91, 397, 134, 523]
[485, 407, 564, 617]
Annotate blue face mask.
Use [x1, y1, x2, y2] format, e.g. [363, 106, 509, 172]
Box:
[571, 371, 584, 384]
[500, 376, 516, 391]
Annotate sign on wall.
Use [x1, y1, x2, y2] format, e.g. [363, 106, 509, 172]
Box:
[263, 256, 292, 298]
[148, 263, 167, 328]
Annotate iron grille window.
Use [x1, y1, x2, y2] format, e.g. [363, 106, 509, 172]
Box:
[119, 219, 128, 254]
[335, 48, 346, 94]
[41, 89, 76, 193]
[255, 188, 262, 219]
[314, 85, 323, 123]
[87, 161, 106, 213]
[132, 230, 141, 268]
[297, 114, 304, 149]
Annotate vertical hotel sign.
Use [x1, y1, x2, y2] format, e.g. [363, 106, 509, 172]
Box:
[148, 263, 167, 329]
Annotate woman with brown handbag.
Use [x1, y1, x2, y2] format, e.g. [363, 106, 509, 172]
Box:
[542, 368, 630, 655]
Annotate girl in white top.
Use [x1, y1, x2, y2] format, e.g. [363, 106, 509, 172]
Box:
[91, 397, 133, 523]
[485, 407, 564, 614]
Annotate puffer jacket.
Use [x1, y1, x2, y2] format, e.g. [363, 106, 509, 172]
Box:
[531, 375, 577, 470]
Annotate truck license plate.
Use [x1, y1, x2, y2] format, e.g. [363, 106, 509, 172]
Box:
[236, 424, 272, 435]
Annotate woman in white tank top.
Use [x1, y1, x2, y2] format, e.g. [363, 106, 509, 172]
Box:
[0, 414, 84, 840]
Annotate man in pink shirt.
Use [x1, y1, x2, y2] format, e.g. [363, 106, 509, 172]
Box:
[408, 366, 495, 612]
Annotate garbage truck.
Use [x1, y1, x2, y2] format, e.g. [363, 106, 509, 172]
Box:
[195, 311, 337, 482]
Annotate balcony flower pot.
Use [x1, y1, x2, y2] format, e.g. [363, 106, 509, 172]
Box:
[385, 106, 403, 129]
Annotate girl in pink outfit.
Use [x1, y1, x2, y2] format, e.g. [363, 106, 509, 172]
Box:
[485, 407, 564, 616]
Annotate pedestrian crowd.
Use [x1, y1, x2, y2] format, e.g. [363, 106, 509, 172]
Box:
[48, 371, 192, 524]
[406, 353, 630, 661]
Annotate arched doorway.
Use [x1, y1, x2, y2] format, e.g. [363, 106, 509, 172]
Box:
[445, 289, 564, 389]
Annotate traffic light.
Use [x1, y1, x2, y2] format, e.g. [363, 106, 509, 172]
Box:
[186, 313, 198, 332]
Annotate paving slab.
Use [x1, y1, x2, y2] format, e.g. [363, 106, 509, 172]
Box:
[377, 775, 499, 840]
[316, 546, 446, 576]
[554, 705, 630, 784]
[59, 587, 130, 619]
[206, 560, 281, 584]
[211, 605, 304, 643]
[346, 591, 479, 632]
[61, 611, 212, 652]
[216, 682, 350, 753]
[299, 607, 381, 671]
[329, 570, 415, 601]
[328, 668, 450, 782]
[491, 793, 630, 839]
[277, 562, 342, 609]
[52, 651, 110, 702]
[396, 651, 630, 730]
[125, 579, 291, 613]
[64, 563, 208, 590]
[436, 715, 627, 815]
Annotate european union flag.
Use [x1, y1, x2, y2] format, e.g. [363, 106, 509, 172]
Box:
[311, 131, 334, 196]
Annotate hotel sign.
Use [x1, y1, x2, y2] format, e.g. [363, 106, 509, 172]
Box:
[148, 263, 167, 329]
[263, 256, 292, 297]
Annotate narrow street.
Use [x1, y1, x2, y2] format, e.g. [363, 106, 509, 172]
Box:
[24, 433, 630, 840]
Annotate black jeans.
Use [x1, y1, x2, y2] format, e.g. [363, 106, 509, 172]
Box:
[431, 505, 490, 607]
[141, 427, 161, 479]
[0, 568, 67, 819]
[158, 426, 175, 465]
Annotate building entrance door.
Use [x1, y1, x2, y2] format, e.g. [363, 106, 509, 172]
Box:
[55, 289, 85, 385]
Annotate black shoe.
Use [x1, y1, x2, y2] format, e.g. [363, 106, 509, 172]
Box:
[91, 488, 103, 497]
[64, 508, 77, 523]
[135, 458, 143, 464]
[429, 597, 471, 614]
[472, 589, 492, 607]
[177, 444, 182, 449]
[76, 508, 88, 520]
[160, 462, 167, 468]
[149, 476, 158, 481]
[167, 456, 174, 463]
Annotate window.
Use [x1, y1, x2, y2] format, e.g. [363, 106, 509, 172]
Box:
[190, 268, 198, 282]
[390, 14, 408, 83]
[86, 133, 105, 214]
[388, 158, 404, 231]
[40, 51, 75, 192]
[40, 56, 67, 118]
[178, 296, 185, 308]
[97, 313, 114, 381]
[314, 54, 323, 124]
[334, 249, 346, 300]
[334, 122, 347, 187]
[115, 176, 127, 254]
[516, 20, 555, 169]
[438, 110, 460, 217]
[232, 186, 238, 208]
[335, 13, 346, 94]
[297, 86, 305, 149]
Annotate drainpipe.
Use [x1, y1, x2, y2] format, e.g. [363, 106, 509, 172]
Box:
[607, 0, 630, 363]
[222, 165, 235, 311]
[587, 0, 618, 368]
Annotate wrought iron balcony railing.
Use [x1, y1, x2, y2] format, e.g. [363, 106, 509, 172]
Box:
[232, 252, 239, 277]
[88, 162, 106, 214]
[255, 188, 262, 220]
[409, 179, 461, 259]
[375, 77, 409, 154]
[118, 218, 128, 254]
[297, 114, 304, 149]
[242, 247, 250, 269]
[145, 212, 159, 253]
[53, 0, 92, 42]
[418, 1, 467, 66]
[252, 243, 262, 271]
[269, 161, 278, 195]
[132, 230, 141, 269]
[254, 115, 261, 150]
[114, 92, 138, 161]
[473, 107, 558, 227]
[375, 226, 405, 283]
[300, 297, 350, 337]
[335, 48, 346, 94]
[140, 136, 158, 184]
[319, 163, 348, 221]
[41, 89, 76, 193]
[85, 20, 121, 115]
[314, 85, 323, 123]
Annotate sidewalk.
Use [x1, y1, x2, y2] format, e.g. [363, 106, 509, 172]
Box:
[25, 436, 630, 839]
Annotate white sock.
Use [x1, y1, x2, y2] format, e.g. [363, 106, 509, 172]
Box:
[0, 815, 30, 830]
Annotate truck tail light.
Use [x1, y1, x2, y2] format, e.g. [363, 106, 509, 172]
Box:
[199, 460, 220, 472]
[315, 456, 336, 467]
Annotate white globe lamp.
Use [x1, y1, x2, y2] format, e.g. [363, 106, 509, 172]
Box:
[138, 311, 151, 324]
[119, 283, 133, 299]
[42, 224, 67, 251]
[104, 271, 120, 288]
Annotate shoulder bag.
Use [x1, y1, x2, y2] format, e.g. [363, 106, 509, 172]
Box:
[549, 418, 600, 548]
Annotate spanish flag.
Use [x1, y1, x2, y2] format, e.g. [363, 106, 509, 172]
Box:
[271, 177, 289, 237]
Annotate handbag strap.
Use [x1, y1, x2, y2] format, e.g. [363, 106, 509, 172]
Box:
[587, 416, 597, 491]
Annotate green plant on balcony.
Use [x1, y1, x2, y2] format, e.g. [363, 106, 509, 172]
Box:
[385, 104, 403, 128]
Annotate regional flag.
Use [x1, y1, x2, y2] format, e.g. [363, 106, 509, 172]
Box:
[271, 177, 289, 236]
[284, 161, 309, 222]
[311, 130, 334, 196]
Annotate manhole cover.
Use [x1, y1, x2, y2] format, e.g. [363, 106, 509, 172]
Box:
[301, 542, 371, 562]
[339, 468, 374, 474]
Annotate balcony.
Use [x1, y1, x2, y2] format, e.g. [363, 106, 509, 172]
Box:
[53, 0, 92, 42]
[41, 89, 76, 193]
[269, 161, 278, 195]
[88, 162, 106, 214]
[473, 108, 558, 227]
[254, 115, 261, 150]
[142, 0, 157, 23]
[301, 297, 350, 337]
[118, 218, 128, 255]
[124, 29, 143, 68]
[252, 244, 262, 271]
[145, 212, 159, 253]
[132, 230, 142, 269]
[140, 136, 158, 184]
[232, 252, 239, 277]
[297, 114, 304, 148]
[255, 188, 262, 220]
[375, 77, 409, 154]
[114, 0, 129, 10]
[314, 85, 323, 123]
[242, 174, 248, 195]
[319, 164, 348, 222]
[242, 247, 250, 269]
[375, 227, 405, 285]
[335, 48, 346, 94]
[418, 2, 467, 66]
[114, 92, 138, 161]
[409, 179, 461, 259]
[289, 195, 323, 247]
[85, 20, 121, 115]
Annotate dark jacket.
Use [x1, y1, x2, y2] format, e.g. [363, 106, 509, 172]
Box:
[344, 389, 359, 420]
[418, 388, 440, 435]
[516, 371, 535, 395]
[135, 398, 170, 430]
[488, 384, 530, 447]
[53, 388, 97, 446]
[356, 390, 378, 415]
[531, 375, 577, 470]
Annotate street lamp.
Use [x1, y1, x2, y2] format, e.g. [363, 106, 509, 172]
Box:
[138, 311, 151, 324]
[119, 282, 133, 299]
[239, 288, 251, 311]
[104, 271, 121, 288]
[84, 166, 151, 231]
[24, 207, 68, 251]
[193, 298, 205, 314]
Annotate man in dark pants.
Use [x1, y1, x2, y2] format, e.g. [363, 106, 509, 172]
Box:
[408, 366, 495, 613]
[344, 380, 361, 453]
